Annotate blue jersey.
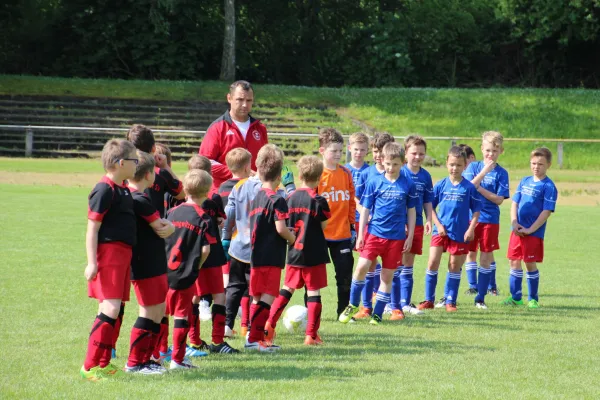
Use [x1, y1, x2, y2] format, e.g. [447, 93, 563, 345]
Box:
[346, 162, 369, 222]
[401, 165, 434, 227]
[355, 164, 384, 200]
[360, 173, 418, 240]
[432, 177, 482, 243]
[513, 176, 557, 240]
[463, 161, 510, 224]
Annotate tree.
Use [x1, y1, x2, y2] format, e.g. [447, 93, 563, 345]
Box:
[220, 0, 236, 81]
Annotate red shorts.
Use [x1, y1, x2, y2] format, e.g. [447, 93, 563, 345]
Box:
[249, 266, 282, 297]
[87, 242, 132, 301]
[507, 232, 544, 263]
[284, 264, 328, 291]
[195, 266, 225, 296]
[222, 261, 230, 274]
[360, 233, 404, 270]
[132, 274, 168, 306]
[431, 235, 469, 255]
[409, 225, 425, 255]
[166, 286, 195, 318]
[468, 223, 500, 253]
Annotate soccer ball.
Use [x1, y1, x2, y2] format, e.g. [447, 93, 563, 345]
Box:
[282, 305, 308, 334]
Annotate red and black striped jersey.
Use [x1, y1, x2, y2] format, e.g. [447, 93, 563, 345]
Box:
[146, 167, 183, 218]
[88, 175, 136, 246]
[200, 194, 227, 269]
[286, 188, 331, 267]
[165, 203, 216, 290]
[218, 178, 241, 208]
[250, 188, 289, 268]
[130, 189, 166, 280]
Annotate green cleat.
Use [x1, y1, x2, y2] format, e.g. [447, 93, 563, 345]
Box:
[369, 314, 382, 326]
[102, 363, 124, 376]
[501, 296, 524, 306]
[528, 299, 540, 309]
[80, 365, 108, 382]
[338, 305, 359, 324]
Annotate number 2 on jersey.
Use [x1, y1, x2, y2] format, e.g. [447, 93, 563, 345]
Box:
[293, 220, 305, 250]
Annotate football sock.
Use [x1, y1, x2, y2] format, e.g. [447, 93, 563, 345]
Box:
[445, 272, 461, 304]
[509, 269, 524, 301]
[465, 262, 478, 289]
[241, 295, 251, 328]
[400, 266, 414, 308]
[444, 272, 450, 298]
[84, 313, 116, 371]
[527, 270, 540, 301]
[373, 290, 391, 318]
[144, 322, 161, 364]
[248, 301, 270, 343]
[488, 261, 497, 290]
[373, 263, 382, 293]
[158, 316, 169, 355]
[127, 317, 154, 367]
[111, 302, 125, 353]
[188, 303, 201, 346]
[172, 319, 189, 364]
[306, 296, 322, 338]
[390, 267, 403, 310]
[349, 279, 366, 307]
[475, 266, 491, 303]
[268, 289, 292, 328]
[362, 271, 375, 308]
[211, 304, 226, 345]
[424, 270, 438, 302]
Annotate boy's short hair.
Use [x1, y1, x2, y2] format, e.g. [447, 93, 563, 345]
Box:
[531, 147, 552, 163]
[133, 150, 156, 181]
[349, 132, 369, 146]
[382, 142, 405, 162]
[256, 144, 284, 182]
[127, 124, 155, 153]
[318, 128, 344, 148]
[482, 131, 504, 148]
[404, 135, 427, 152]
[458, 144, 475, 159]
[225, 147, 252, 173]
[101, 139, 136, 171]
[188, 155, 212, 174]
[183, 169, 212, 198]
[297, 155, 324, 183]
[447, 145, 467, 163]
[154, 143, 172, 166]
[373, 132, 395, 151]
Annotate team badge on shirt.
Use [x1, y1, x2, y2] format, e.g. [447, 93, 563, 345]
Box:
[252, 130, 261, 140]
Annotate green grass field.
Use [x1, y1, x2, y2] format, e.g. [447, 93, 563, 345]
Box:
[1, 157, 599, 399]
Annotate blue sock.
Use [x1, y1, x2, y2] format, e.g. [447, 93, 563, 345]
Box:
[445, 272, 461, 304]
[373, 290, 391, 318]
[465, 261, 478, 289]
[527, 270, 540, 301]
[509, 269, 523, 301]
[488, 261, 497, 290]
[400, 266, 413, 308]
[475, 266, 491, 303]
[350, 279, 366, 307]
[424, 270, 438, 302]
[373, 263, 382, 293]
[362, 272, 374, 308]
[443, 273, 450, 298]
[390, 266, 402, 310]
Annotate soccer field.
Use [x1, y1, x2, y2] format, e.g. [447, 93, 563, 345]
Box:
[1, 159, 599, 399]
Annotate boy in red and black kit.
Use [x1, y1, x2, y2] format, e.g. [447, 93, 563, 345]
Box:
[264, 155, 331, 346]
[245, 144, 296, 352]
[155, 143, 184, 214]
[164, 169, 214, 370]
[81, 139, 137, 381]
[125, 151, 175, 375]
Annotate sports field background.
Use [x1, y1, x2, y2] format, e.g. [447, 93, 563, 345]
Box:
[1, 156, 599, 399]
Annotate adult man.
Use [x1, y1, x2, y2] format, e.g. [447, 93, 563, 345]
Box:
[199, 80, 268, 192]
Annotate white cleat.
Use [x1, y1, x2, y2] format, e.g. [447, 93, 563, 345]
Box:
[199, 300, 212, 321]
[402, 304, 425, 316]
[475, 301, 488, 310]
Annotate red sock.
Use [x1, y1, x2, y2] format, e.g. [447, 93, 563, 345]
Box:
[306, 296, 322, 339]
[248, 301, 270, 343]
[153, 317, 169, 358]
[144, 322, 161, 364]
[211, 304, 226, 345]
[172, 319, 189, 364]
[241, 296, 250, 328]
[111, 302, 125, 352]
[268, 289, 292, 328]
[188, 303, 201, 346]
[126, 317, 154, 367]
[83, 313, 115, 370]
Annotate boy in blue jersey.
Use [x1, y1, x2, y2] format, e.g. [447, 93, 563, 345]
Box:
[352, 132, 395, 319]
[418, 146, 482, 312]
[503, 148, 557, 309]
[339, 142, 417, 325]
[461, 131, 510, 309]
[345, 132, 370, 243]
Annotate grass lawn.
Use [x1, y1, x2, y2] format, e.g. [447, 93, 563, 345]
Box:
[1, 161, 599, 398]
